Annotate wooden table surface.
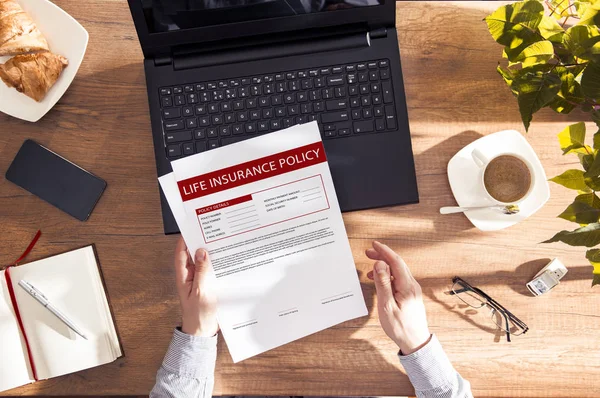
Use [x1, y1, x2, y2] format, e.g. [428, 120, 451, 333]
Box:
[2, 1, 600, 396]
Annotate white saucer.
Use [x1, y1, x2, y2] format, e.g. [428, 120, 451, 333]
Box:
[0, 0, 89, 122]
[447, 130, 550, 231]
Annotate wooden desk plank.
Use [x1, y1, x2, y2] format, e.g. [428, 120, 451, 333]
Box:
[1, 1, 599, 396]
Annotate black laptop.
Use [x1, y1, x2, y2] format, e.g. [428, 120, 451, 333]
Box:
[128, 0, 418, 234]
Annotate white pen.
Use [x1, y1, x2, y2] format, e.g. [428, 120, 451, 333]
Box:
[18, 280, 88, 340]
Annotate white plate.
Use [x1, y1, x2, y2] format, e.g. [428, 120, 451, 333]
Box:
[447, 130, 550, 231]
[0, 0, 88, 122]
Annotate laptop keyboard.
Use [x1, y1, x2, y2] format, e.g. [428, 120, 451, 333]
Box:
[159, 59, 397, 159]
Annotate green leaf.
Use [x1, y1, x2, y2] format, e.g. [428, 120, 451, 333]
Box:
[496, 64, 518, 93]
[558, 122, 589, 154]
[594, 130, 600, 150]
[585, 152, 600, 177]
[574, 192, 600, 207]
[577, 0, 600, 25]
[550, 169, 592, 190]
[581, 61, 600, 100]
[579, 153, 595, 170]
[548, 66, 587, 114]
[558, 196, 600, 224]
[539, 15, 566, 42]
[486, 1, 546, 61]
[563, 25, 600, 62]
[585, 173, 600, 189]
[543, 222, 600, 246]
[575, 0, 594, 18]
[512, 40, 556, 66]
[549, 0, 574, 18]
[512, 66, 562, 130]
[586, 248, 600, 286]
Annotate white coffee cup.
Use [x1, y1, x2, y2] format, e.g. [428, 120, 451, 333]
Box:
[471, 148, 535, 205]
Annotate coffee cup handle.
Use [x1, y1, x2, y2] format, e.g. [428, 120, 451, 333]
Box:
[471, 148, 489, 168]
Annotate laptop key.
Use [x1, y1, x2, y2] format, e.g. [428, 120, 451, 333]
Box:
[183, 142, 194, 155]
[327, 76, 344, 86]
[167, 145, 181, 157]
[174, 95, 185, 106]
[325, 99, 347, 110]
[182, 106, 193, 117]
[232, 125, 243, 135]
[222, 136, 251, 146]
[164, 120, 184, 131]
[208, 128, 218, 138]
[208, 140, 219, 149]
[368, 62, 378, 69]
[163, 108, 180, 119]
[353, 120, 374, 133]
[173, 87, 183, 94]
[245, 122, 257, 133]
[339, 128, 350, 136]
[166, 131, 192, 143]
[220, 126, 231, 136]
[382, 81, 393, 103]
[196, 141, 207, 153]
[325, 130, 336, 138]
[380, 69, 390, 79]
[375, 118, 386, 131]
[385, 105, 397, 129]
[162, 96, 173, 107]
[186, 118, 198, 128]
[160, 88, 172, 96]
[195, 129, 206, 139]
[321, 111, 349, 123]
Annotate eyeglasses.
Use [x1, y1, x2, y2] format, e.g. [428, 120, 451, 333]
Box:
[449, 277, 528, 342]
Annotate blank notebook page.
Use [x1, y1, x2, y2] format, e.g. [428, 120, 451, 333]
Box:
[0, 270, 34, 391]
[9, 246, 121, 380]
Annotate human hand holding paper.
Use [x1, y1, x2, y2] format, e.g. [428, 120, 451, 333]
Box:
[173, 237, 219, 337]
[367, 241, 431, 355]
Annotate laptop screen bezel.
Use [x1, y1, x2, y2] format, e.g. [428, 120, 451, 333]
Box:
[127, 0, 395, 58]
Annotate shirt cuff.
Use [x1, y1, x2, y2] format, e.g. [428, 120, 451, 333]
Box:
[398, 334, 456, 392]
[161, 328, 218, 379]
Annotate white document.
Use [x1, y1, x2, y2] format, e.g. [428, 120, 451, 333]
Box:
[161, 122, 367, 362]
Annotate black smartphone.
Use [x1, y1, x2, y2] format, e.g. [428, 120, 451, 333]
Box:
[6, 140, 107, 221]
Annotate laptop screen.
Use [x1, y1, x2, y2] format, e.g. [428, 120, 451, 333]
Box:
[141, 0, 384, 33]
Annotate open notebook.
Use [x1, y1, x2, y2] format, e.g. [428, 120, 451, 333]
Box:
[0, 246, 122, 393]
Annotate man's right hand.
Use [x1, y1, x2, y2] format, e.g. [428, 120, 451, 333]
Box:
[173, 237, 219, 337]
[367, 241, 431, 355]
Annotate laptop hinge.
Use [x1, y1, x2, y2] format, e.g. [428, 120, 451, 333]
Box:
[174, 31, 370, 71]
[154, 55, 173, 66]
[370, 28, 387, 39]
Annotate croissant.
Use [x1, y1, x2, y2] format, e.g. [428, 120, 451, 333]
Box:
[0, 52, 68, 101]
[0, 0, 49, 56]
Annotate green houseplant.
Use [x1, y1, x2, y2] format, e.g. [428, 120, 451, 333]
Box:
[484, 0, 600, 285]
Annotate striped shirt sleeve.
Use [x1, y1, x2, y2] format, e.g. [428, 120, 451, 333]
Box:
[398, 334, 473, 398]
[150, 328, 218, 398]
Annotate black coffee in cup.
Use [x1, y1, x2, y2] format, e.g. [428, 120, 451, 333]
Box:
[483, 155, 532, 203]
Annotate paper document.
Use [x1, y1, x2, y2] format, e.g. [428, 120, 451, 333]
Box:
[160, 122, 367, 362]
